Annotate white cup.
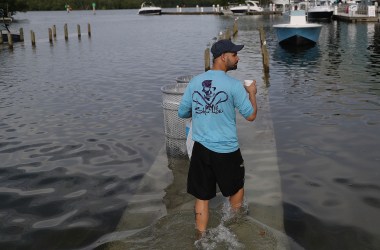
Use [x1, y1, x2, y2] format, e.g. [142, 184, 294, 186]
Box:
[244, 80, 253, 87]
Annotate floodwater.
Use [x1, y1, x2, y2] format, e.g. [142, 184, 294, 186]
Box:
[1, 9, 379, 250]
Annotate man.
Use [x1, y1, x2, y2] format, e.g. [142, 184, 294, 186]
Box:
[178, 39, 258, 236]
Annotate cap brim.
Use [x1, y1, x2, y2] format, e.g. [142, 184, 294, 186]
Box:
[230, 44, 244, 53]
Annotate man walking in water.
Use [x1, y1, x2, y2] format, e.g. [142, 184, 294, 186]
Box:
[178, 39, 258, 237]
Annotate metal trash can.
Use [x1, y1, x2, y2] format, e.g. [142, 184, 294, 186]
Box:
[175, 75, 194, 83]
[161, 82, 190, 158]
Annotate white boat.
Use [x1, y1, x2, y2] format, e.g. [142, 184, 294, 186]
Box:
[273, 10, 322, 46]
[298, 0, 334, 19]
[1, 8, 12, 24]
[137, 2, 162, 15]
[272, 0, 295, 13]
[230, 1, 264, 14]
[0, 17, 12, 24]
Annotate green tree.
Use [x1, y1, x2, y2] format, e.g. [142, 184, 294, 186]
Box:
[0, 0, 28, 15]
[8, 0, 237, 11]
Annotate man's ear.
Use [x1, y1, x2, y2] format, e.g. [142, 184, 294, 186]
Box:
[221, 53, 226, 62]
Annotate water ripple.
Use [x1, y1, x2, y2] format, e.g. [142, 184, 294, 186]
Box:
[33, 210, 78, 229]
[0, 187, 55, 196]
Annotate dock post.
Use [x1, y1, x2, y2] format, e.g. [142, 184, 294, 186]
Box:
[7, 32, 13, 49]
[53, 25, 57, 38]
[225, 28, 231, 40]
[19, 28, 24, 42]
[233, 20, 238, 37]
[64, 23, 68, 41]
[0, 31, 3, 44]
[218, 31, 224, 40]
[259, 27, 270, 82]
[204, 48, 210, 71]
[31, 30, 36, 47]
[48, 28, 53, 44]
[77, 24, 81, 39]
[88, 23, 91, 37]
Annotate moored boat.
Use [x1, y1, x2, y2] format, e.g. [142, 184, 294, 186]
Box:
[298, 0, 334, 20]
[1, 30, 21, 42]
[0, 17, 12, 24]
[273, 10, 322, 46]
[138, 2, 162, 15]
[230, 0, 264, 14]
[272, 0, 295, 13]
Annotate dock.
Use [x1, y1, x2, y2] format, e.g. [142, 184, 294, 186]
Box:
[246, 11, 283, 15]
[332, 13, 380, 22]
[0, 30, 21, 43]
[161, 11, 222, 15]
[161, 10, 282, 16]
[332, 5, 380, 22]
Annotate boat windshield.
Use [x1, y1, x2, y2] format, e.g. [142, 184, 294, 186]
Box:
[142, 2, 155, 8]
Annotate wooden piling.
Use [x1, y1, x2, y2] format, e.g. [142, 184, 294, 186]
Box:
[88, 23, 91, 37]
[0, 31, 3, 44]
[233, 21, 238, 37]
[218, 31, 223, 41]
[77, 24, 81, 38]
[53, 25, 57, 38]
[48, 28, 53, 44]
[225, 28, 231, 40]
[204, 48, 210, 71]
[19, 28, 24, 42]
[259, 27, 270, 79]
[31, 30, 36, 47]
[64, 23, 68, 41]
[7, 32, 13, 49]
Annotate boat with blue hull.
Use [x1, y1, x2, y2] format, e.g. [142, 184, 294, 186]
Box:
[273, 10, 322, 46]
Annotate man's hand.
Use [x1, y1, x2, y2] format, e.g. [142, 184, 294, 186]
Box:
[244, 80, 257, 95]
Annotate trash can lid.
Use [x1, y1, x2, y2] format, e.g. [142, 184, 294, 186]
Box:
[161, 83, 188, 95]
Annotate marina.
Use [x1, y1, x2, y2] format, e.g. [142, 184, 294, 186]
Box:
[0, 8, 380, 250]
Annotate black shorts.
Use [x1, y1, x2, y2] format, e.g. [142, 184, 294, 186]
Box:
[187, 142, 245, 200]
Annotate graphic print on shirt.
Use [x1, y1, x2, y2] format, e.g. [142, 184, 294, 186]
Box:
[192, 80, 228, 114]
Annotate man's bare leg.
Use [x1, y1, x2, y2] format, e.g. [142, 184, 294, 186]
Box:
[195, 199, 209, 234]
[229, 188, 244, 211]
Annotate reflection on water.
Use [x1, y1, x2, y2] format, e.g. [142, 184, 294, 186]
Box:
[272, 44, 321, 66]
[269, 20, 380, 250]
[1, 10, 379, 250]
[1, 9, 222, 249]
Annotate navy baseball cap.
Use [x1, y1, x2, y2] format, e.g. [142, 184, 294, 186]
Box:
[211, 39, 244, 58]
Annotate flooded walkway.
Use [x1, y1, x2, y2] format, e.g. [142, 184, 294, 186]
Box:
[88, 82, 301, 249]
